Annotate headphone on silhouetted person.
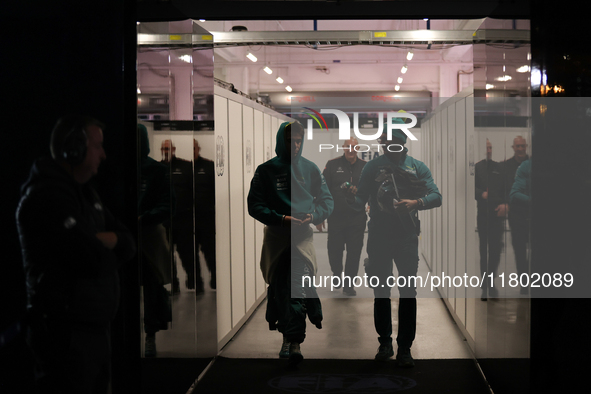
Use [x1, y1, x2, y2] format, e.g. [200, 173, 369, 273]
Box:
[61, 122, 88, 165]
[51, 115, 89, 166]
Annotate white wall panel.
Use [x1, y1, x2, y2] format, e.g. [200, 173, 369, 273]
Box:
[455, 101, 467, 325]
[214, 95, 232, 344]
[254, 111, 266, 299]
[228, 100, 246, 326]
[441, 111, 449, 300]
[465, 96, 477, 341]
[243, 107, 257, 311]
[447, 106, 457, 304]
[271, 117, 278, 155]
[435, 112, 443, 281]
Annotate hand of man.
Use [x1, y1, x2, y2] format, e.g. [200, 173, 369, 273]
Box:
[316, 221, 325, 232]
[342, 184, 357, 203]
[394, 199, 419, 211]
[495, 203, 508, 217]
[300, 214, 313, 226]
[284, 216, 301, 226]
[96, 232, 118, 250]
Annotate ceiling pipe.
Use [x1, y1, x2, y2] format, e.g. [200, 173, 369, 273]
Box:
[458, 69, 474, 93]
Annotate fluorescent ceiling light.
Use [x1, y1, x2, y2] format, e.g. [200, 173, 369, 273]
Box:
[395, 85, 400, 91]
[137, 88, 141, 94]
[285, 86, 292, 92]
[401, 65, 408, 74]
[246, 53, 257, 62]
[406, 50, 414, 61]
[264, 67, 273, 74]
[199, 19, 206, 22]
[276, 77, 284, 84]
[397, 77, 403, 83]
[494, 75, 512, 82]
[516, 65, 530, 73]
[486, 84, 495, 90]
[179, 55, 192, 63]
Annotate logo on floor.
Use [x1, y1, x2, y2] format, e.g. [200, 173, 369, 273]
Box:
[268, 374, 417, 393]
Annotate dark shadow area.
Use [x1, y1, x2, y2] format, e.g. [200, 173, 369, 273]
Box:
[140, 358, 212, 394]
[478, 359, 529, 394]
[195, 357, 489, 394]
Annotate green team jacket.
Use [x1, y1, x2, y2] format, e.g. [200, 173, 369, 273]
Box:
[350, 148, 442, 220]
[248, 121, 334, 225]
[510, 158, 531, 206]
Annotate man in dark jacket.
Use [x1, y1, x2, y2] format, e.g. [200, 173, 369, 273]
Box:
[193, 139, 216, 290]
[139, 125, 173, 357]
[16, 115, 136, 393]
[161, 139, 203, 293]
[248, 121, 333, 366]
[317, 137, 367, 296]
[509, 158, 531, 294]
[345, 126, 441, 368]
[475, 139, 507, 300]
[503, 136, 530, 290]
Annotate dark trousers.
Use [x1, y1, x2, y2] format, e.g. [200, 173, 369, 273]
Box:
[509, 211, 530, 277]
[28, 320, 111, 394]
[142, 259, 172, 334]
[196, 221, 216, 284]
[266, 248, 322, 344]
[366, 220, 419, 350]
[173, 221, 216, 289]
[327, 219, 366, 282]
[173, 228, 201, 289]
[477, 210, 504, 290]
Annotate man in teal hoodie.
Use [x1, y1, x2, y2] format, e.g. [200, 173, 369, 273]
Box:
[248, 121, 333, 366]
[345, 125, 442, 367]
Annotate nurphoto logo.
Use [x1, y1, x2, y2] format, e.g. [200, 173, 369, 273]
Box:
[302, 108, 418, 153]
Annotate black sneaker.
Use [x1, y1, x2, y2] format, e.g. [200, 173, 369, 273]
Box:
[481, 289, 487, 301]
[396, 348, 415, 368]
[375, 343, 394, 361]
[279, 337, 290, 359]
[288, 343, 303, 366]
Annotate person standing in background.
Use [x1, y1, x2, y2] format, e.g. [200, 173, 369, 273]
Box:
[475, 139, 508, 301]
[317, 138, 367, 296]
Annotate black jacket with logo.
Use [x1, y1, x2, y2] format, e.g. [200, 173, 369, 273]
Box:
[16, 157, 135, 324]
[193, 156, 215, 220]
[474, 159, 506, 214]
[323, 155, 367, 225]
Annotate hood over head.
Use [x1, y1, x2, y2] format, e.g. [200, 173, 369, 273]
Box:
[275, 121, 304, 163]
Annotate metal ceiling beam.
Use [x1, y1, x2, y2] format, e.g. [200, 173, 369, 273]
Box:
[138, 29, 529, 47]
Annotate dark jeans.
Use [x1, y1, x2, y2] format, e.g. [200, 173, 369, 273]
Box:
[173, 222, 216, 289]
[366, 220, 419, 350]
[142, 259, 172, 334]
[327, 219, 366, 282]
[477, 210, 504, 289]
[266, 248, 322, 344]
[28, 320, 111, 394]
[509, 211, 530, 277]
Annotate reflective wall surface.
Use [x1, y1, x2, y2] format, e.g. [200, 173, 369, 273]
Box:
[419, 18, 532, 365]
[137, 20, 216, 359]
[474, 19, 531, 361]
